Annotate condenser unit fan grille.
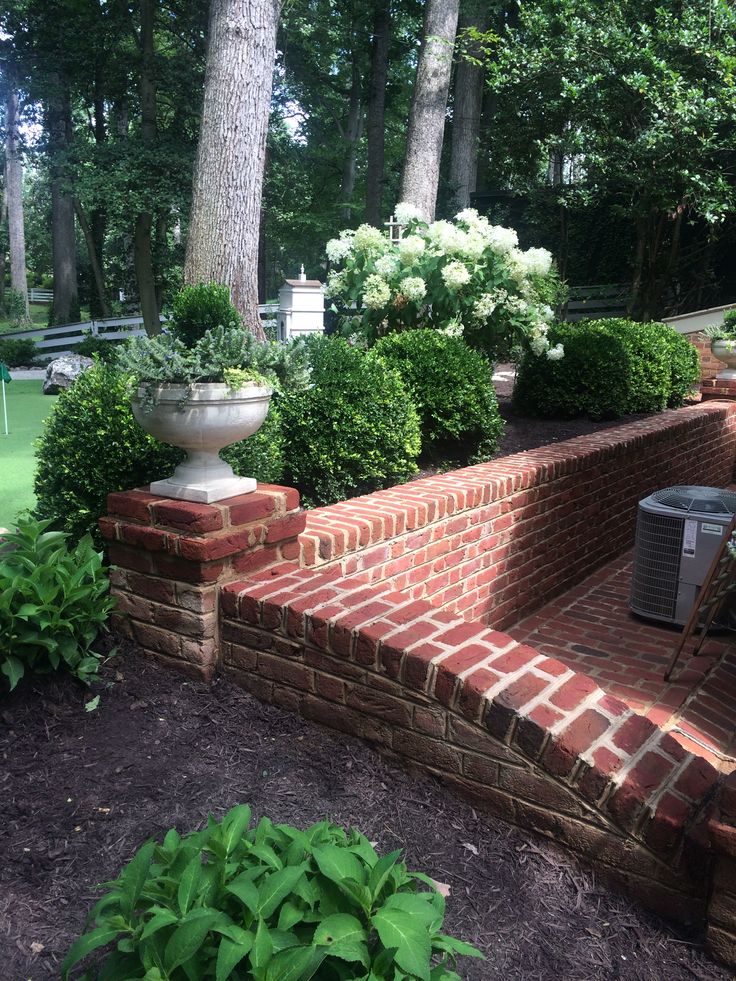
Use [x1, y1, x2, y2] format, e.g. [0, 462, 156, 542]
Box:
[650, 486, 736, 515]
[630, 509, 683, 619]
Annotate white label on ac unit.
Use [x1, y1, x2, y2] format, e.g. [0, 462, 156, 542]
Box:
[683, 519, 698, 556]
[701, 523, 723, 535]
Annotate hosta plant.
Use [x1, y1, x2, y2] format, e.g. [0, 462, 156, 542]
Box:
[62, 805, 482, 981]
[325, 202, 564, 361]
[0, 518, 115, 690]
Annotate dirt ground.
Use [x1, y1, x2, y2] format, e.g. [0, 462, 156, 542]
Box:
[0, 650, 729, 981]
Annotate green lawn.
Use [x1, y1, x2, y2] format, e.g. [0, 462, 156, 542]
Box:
[0, 380, 57, 530]
[0, 303, 49, 335]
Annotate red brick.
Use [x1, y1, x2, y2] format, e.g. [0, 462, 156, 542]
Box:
[611, 714, 657, 755]
[457, 668, 500, 720]
[266, 512, 308, 544]
[578, 746, 623, 803]
[315, 672, 345, 703]
[231, 544, 281, 574]
[132, 621, 181, 658]
[402, 642, 444, 690]
[120, 523, 168, 552]
[674, 758, 719, 802]
[513, 703, 564, 759]
[175, 530, 250, 562]
[98, 517, 118, 541]
[108, 543, 153, 575]
[257, 483, 301, 511]
[258, 652, 312, 690]
[485, 673, 550, 741]
[152, 553, 225, 584]
[543, 710, 610, 778]
[345, 686, 413, 727]
[306, 604, 348, 652]
[645, 793, 692, 852]
[126, 573, 176, 605]
[151, 499, 224, 533]
[549, 674, 599, 712]
[107, 489, 158, 523]
[487, 644, 537, 675]
[227, 492, 276, 526]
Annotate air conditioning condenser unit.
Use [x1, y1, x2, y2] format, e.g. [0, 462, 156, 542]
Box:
[630, 485, 736, 626]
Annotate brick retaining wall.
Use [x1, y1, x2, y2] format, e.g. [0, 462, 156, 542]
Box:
[297, 402, 736, 628]
[102, 401, 736, 966]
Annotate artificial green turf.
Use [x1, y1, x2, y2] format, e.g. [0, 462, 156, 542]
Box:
[0, 379, 57, 530]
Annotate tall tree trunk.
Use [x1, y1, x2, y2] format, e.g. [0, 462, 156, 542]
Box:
[74, 199, 111, 317]
[89, 71, 108, 319]
[364, 2, 390, 226]
[184, 0, 282, 339]
[400, 0, 460, 220]
[5, 87, 29, 318]
[448, 3, 490, 213]
[47, 76, 79, 325]
[134, 0, 161, 335]
[339, 51, 363, 222]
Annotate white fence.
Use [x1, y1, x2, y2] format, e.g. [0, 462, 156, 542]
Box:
[28, 288, 53, 303]
[8, 305, 279, 358]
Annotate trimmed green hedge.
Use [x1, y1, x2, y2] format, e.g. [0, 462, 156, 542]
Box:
[281, 335, 421, 507]
[374, 329, 503, 462]
[0, 337, 37, 367]
[513, 318, 700, 420]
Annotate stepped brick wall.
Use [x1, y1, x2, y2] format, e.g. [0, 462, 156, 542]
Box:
[102, 401, 736, 968]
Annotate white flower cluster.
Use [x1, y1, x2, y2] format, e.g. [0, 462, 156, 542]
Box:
[473, 293, 498, 320]
[398, 234, 426, 265]
[400, 276, 427, 302]
[362, 274, 391, 309]
[441, 260, 471, 290]
[394, 201, 424, 225]
[353, 224, 387, 254]
[508, 246, 554, 282]
[325, 269, 346, 296]
[546, 343, 564, 361]
[375, 254, 400, 278]
[440, 319, 464, 338]
[325, 236, 353, 263]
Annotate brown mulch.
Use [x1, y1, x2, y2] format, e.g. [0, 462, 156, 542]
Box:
[0, 649, 729, 981]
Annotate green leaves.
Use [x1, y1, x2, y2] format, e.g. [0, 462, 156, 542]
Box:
[63, 804, 483, 979]
[0, 517, 116, 691]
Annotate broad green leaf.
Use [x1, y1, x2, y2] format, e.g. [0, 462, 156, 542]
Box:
[222, 804, 252, 856]
[164, 909, 220, 971]
[264, 945, 327, 981]
[313, 913, 366, 947]
[250, 917, 273, 974]
[257, 865, 307, 919]
[372, 909, 431, 981]
[432, 934, 484, 959]
[326, 940, 370, 968]
[177, 855, 203, 915]
[383, 893, 437, 929]
[1, 655, 24, 689]
[119, 841, 155, 918]
[216, 936, 253, 981]
[61, 926, 123, 979]
[368, 849, 403, 901]
[225, 872, 259, 914]
[312, 845, 365, 887]
[140, 908, 179, 940]
[278, 901, 306, 931]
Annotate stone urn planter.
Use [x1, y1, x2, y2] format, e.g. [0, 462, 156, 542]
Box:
[711, 338, 736, 382]
[132, 382, 272, 503]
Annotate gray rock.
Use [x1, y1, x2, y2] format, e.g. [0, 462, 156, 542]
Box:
[43, 355, 94, 395]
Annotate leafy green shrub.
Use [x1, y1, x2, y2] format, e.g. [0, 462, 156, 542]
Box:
[653, 325, 700, 407]
[168, 283, 242, 348]
[281, 336, 421, 506]
[374, 329, 504, 461]
[603, 318, 671, 413]
[0, 518, 114, 690]
[222, 400, 285, 485]
[34, 363, 183, 545]
[513, 322, 630, 419]
[75, 334, 120, 364]
[3, 286, 30, 326]
[62, 805, 481, 981]
[0, 336, 37, 366]
[513, 318, 683, 420]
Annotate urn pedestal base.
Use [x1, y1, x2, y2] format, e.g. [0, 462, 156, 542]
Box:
[149, 474, 257, 504]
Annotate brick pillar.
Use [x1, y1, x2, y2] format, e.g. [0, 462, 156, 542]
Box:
[706, 772, 736, 968]
[99, 484, 306, 680]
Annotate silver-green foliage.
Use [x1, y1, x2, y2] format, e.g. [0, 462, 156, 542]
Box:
[62, 805, 482, 981]
[0, 518, 115, 690]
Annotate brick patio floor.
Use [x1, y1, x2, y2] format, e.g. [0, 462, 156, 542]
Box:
[512, 551, 736, 771]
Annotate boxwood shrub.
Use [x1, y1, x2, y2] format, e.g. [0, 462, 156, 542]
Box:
[281, 336, 421, 507]
[373, 329, 504, 462]
[513, 318, 697, 420]
[34, 363, 285, 545]
[0, 336, 37, 366]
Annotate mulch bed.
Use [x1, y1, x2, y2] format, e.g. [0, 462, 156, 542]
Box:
[0, 648, 729, 981]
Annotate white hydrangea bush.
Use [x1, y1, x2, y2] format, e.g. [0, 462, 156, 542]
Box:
[324, 205, 564, 360]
